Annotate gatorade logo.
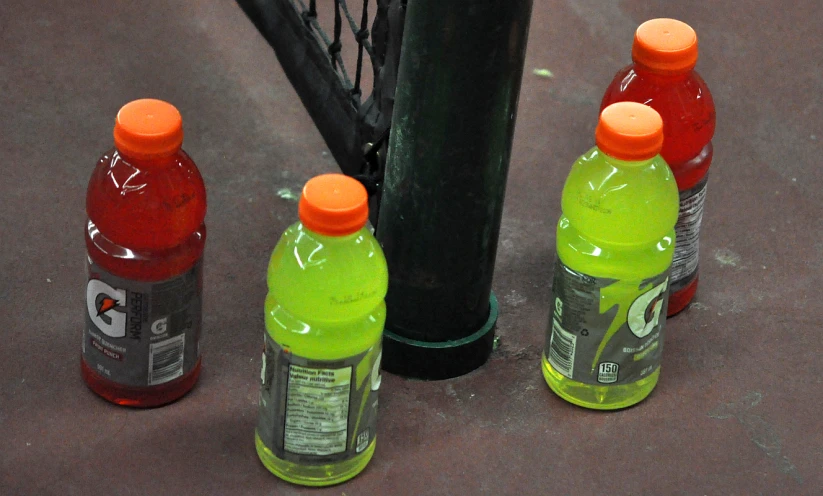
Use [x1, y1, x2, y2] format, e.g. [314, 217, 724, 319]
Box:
[627, 278, 668, 339]
[87, 279, 127, 338]
[151, 317, 169, 335]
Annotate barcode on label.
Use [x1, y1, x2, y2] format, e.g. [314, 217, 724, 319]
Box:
[148, 335, 185, 385]
[549, 320, 576, 379]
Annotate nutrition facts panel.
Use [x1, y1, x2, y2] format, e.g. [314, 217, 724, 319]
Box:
[284, 365, 352, 456]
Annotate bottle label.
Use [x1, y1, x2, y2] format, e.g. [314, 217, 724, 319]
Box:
[671, 176, 709, 292]
[545, 257, 669, 386]
[257, 334, 381, 464]
[82, 257, 202, 387]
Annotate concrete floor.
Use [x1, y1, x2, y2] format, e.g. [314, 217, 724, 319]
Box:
[1, 0, 821, 494]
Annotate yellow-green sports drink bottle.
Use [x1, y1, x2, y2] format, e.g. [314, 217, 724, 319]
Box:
[255, 174, 388, 485]
[542, 102, 679, 409]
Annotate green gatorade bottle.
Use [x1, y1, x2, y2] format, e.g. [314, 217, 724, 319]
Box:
[542, 102, 679, 409]
[255, 174, 388, 486]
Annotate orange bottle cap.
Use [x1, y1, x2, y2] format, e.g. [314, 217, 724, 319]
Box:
[595, 102, 664, 161]
[632, 18, 698, 73]
[113, 99, 184, 158]
[299, 174, 369, 236]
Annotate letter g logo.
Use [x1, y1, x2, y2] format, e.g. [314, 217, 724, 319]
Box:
[627, 278, 668, 339]
[87, 279, 127, 338]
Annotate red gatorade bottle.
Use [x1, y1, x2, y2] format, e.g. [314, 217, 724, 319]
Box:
[601, 18, 716, 315]
[82, 99, 207, 407]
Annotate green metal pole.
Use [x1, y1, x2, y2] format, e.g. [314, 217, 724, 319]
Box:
[377, 0, 534, 379]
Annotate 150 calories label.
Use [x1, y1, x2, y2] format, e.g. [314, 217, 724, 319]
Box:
[671, 176, 708, 292]
[257, 335, 382, 464]
[82, 257, 202, 387]
[544, 257, 670, 385]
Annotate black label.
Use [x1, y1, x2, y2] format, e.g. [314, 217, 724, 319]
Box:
[83, 258, 202, 387]
[257, 334, 381, 464]
[545, 257, 670, 385]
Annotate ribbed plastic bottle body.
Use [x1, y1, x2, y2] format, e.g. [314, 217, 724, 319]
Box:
[256, 223, 388, 486]
[82, 149, 207, 407]
[601, 65, 716, 314]
[542, 147, 678, 409]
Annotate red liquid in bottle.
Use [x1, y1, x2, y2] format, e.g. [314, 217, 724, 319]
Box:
[601, 18, 716, 316]
[81, 99, 207, 407]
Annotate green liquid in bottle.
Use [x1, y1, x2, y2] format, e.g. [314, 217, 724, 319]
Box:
[256, 223, 388, 485]
[542, 146, 678, 409]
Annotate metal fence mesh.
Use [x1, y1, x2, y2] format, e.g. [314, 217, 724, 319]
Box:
[237, 0, 406, 201]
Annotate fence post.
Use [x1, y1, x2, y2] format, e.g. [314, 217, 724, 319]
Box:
[377, 0, 534, 379]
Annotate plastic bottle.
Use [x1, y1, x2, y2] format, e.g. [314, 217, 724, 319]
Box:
[82, 99, 207, 407]
[255, 174, 387, 486]
[601, 18, 716, 315]
[541, 102, 679, 410]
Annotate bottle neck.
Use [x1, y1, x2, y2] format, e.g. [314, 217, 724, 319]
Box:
[114, 147, 182, 167]
[597, 148, 657, 168]
[631, 62, 692, 82]
[298, 223, 365, 241]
